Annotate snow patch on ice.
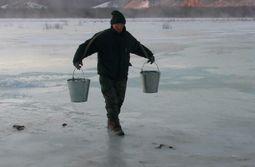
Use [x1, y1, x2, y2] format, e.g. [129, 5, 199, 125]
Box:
[25, 2, 47, 9]
[0, 73, 71, 89]
[0, 4, 8, 9]
[0, 78, 44, 88]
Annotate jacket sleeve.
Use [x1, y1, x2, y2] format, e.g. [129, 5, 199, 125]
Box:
[73, 36, 98, 65]
[130, 39, 153, 59]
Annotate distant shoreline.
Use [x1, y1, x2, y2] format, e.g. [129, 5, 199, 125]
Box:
[1, 7, 255, 18]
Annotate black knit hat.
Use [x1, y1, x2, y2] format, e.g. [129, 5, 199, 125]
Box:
[110, 10, 126, 25]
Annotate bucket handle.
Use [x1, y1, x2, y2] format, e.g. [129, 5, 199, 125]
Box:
[72, 67, 86, 80]
[141, 61, 160, 72]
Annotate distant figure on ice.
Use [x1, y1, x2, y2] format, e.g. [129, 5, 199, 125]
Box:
[73, 10, 155, 136]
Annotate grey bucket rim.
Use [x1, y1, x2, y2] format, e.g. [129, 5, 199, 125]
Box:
[67, 78, 90, 81]
[140, 70, 160, 73]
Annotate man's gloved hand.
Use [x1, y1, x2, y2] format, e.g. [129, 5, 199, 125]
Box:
[147, 55, 155, 64]
[74, 61, 83, 70]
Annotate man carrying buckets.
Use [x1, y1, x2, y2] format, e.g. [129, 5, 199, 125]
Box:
[73, 10, 155, 136]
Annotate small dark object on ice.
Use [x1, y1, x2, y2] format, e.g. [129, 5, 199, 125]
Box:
[62, 123, 67, 127]
[13, 124, 25, 131]
[155, 143, 175, 149]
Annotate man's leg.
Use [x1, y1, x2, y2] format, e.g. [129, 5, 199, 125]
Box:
[99, 76, 127, 135]
[115, 78, 127, 112]
[99, 76, 119, 120]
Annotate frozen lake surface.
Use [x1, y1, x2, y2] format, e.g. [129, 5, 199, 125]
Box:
[0, 18, 255, 167]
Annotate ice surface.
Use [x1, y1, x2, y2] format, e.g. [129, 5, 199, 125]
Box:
[0, 18, 255, 167]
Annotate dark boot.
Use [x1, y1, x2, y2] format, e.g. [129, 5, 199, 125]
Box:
[107, 119, 125, 136]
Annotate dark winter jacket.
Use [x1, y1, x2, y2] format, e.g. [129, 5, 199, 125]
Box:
[73, 26, 153, 80]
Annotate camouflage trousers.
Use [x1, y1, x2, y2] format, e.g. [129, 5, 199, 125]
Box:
[99, 76, 127, 121]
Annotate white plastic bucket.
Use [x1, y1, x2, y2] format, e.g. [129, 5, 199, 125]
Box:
[67, 69, 90, 102]
[140, 62, 160, 93]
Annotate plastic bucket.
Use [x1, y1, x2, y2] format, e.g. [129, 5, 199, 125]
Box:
[67, 69, 90, 102]
[140, 62, 160, 93]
